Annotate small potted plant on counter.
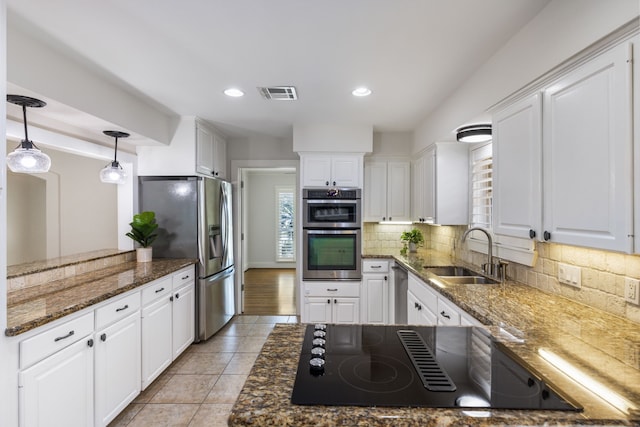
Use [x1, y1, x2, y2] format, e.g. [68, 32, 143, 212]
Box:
[400, 228, 424, 254]
[126, 211, 159, 262]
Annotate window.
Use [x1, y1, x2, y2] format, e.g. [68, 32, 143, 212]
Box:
[469, 142, 493, 230]
[276, 186, 295, 261]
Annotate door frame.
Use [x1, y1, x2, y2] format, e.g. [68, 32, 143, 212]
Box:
[230, 160, 299, 315]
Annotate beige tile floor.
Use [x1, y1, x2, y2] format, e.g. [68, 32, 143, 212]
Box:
[109, 315, 299, 427]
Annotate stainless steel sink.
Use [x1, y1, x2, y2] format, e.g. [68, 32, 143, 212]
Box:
[439, 276, 498, 285]
[424, 266, 476, 276]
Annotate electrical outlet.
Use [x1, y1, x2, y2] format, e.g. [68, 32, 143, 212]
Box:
[558, 263, 581, 288]
[625, 277, 640, 305]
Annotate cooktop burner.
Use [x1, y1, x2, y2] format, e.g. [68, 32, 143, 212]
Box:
[291, 324, 583, 411]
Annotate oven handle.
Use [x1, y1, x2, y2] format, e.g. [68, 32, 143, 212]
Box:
[304, 229, 361, 235]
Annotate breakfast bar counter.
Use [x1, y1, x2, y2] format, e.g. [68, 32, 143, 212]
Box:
[229, 251, 640, 426]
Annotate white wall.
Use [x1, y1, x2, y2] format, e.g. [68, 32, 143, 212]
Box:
[7, 16, 175, 145]
[369, 132, 413, 157]
[6, 171, 46, 264]
[293, 124, 373, 153]
[245, 170, 296, 268]
[227, 134, 298, 163]
[413, 0, 640, 152]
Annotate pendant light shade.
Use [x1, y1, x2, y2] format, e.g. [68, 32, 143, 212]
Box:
[6, 95, 51, 173]
[456, 124, 492, 143]
[100, 130, 129, 184]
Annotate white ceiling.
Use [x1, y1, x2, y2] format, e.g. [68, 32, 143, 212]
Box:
[6, 0, 551, 142]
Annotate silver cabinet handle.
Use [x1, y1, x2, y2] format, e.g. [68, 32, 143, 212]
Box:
[54, 330, 74, 342]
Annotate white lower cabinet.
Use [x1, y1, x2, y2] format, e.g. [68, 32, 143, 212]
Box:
[303, 282, 360, 323]
[19, 333, 95, 427]
[94, 311, 141, 426]
[407, 272, 482, 327]
[361, 259, 390, 324]
[17, 265, 196, 427]
[141, 267, 195, 390]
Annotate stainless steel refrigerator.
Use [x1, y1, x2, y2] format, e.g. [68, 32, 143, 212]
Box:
[139, 176, 235, 342]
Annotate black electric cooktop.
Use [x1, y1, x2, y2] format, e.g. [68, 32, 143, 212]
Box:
[291, 324, 582, 411]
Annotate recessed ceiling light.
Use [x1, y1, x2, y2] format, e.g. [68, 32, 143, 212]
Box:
[224, 88, 244, 97]
[352, 87, 372, 97]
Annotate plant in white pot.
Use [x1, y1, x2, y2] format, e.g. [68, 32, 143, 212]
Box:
[126, 211, 158, 262]
[400, 228, 424, 254]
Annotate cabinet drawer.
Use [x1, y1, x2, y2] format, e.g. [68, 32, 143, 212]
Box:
[362, 259, 389, 273]
[95, 292, 141, 330]
[20, 312, 94, 369]
[304, 282, 360, 298]
[408, 274, 438, 314]
[173, 266, 195, 289]
[141, 277, 172, 306]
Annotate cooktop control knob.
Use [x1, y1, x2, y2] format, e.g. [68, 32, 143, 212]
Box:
[309, 357, 325, 375]
[313, 330, 326, 338]
[311, 346, 326, 358]
[312, 338, 326, 348]
[314, 324, 327, 331]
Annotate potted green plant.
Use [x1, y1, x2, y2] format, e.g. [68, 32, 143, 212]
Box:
[126, 211, 159, 262]
[400, 228, 424, 253]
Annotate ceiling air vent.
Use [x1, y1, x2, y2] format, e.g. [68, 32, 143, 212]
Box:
[257, 86, 298, 101]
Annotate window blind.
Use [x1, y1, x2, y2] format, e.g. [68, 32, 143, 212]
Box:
[276, 187, 295, 261]
[470, 143, 493, 229]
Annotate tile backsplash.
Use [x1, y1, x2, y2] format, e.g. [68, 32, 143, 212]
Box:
[364, 223, 640, 323]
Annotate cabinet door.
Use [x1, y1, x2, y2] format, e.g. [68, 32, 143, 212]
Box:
[423, 147, 436, 222]
[332, 298, 360, 324]
[19, 337, 94, 427]
[411, 156, 425, 222]
[407, 291, 436, 325]
[213, 133, 227, 179]
[436, 298, 461, 326]
[387, 161, 411, 221]
[172, 281, 195, 359]
[364, 162, 388, 221]
[331, 156, 361, 187]
[493, 93, 542, 240]
[196, 121, 215, 176]
[305, 297, 333, 323]
[543, 43, 632, 252]
[363, 274, 388, 324]
[94, 313, 141, 427]
[141, 296, 173, 390]
[302, 156, 332, 187]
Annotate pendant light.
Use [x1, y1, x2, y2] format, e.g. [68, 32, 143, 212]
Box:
[6, 95, 51, 173]
[456, 124, 492, 143]
[100, 130, 129, 184]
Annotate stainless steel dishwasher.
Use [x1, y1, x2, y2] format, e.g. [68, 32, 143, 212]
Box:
[392, 264, 408, 323]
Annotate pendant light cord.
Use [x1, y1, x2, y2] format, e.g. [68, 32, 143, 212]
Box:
[21, 104, 30, 148]
[113, 136, 119, 163]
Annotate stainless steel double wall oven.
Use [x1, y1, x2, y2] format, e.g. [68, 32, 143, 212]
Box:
[302, 188, 362, 280]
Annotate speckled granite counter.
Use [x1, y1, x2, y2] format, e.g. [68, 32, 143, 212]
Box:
[230, 250, 640, 426]
[6, 258, 196, 336]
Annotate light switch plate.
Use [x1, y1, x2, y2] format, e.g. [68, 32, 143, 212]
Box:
[625, 277, 640, 305]
[558, 263, 581, 288]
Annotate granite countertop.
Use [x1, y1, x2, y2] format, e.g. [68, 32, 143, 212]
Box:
[230, 250, 640, 426]
[5, 258, 197, 336]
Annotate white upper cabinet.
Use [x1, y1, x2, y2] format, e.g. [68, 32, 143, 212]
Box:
[493, 42, 633, 253]
[196, 120, 227, 179]
[413, 143, 468, 225]
[364, 160, 411, 222]
[493, 93, 542, 240]
[138, 117, 227, 179]
[301, 154, 362, 188]
[542, 42, 632, 252]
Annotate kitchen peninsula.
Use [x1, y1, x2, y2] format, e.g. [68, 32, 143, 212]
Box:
[229, 249, 640, 426]
[6, 250, 196, 336]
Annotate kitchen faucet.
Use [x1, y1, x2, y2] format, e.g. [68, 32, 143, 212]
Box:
[461, 227, 507, 281]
